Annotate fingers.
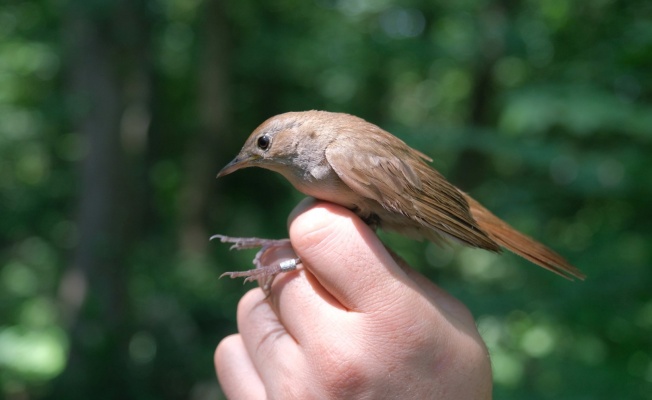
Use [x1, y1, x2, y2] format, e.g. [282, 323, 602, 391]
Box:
[215, 334, 266, 399]
[215, 199, 492, 399]
[231, 288, 305, 395]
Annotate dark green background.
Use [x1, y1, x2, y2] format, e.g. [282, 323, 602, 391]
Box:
[1, 0, 650, 398]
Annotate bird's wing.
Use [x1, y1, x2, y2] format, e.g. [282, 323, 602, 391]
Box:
[325, 135, 499, 251]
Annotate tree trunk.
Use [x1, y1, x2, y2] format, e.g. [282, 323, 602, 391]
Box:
[54, 1, 151, 397]
[452, 3, 506, 190]
[178, 0, 231, 255]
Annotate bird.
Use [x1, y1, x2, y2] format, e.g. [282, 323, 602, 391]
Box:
[214, 110, 585, 288]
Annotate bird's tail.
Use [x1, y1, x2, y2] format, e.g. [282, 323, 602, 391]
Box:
[463, 193, 586, 280]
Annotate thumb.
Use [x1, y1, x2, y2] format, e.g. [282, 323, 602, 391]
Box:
[288, 199, 409, 311]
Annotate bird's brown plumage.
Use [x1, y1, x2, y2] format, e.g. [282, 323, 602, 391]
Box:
[324, 124, 500, 251]
[219, 110, 585, 281]
[463, 194, 584, 279]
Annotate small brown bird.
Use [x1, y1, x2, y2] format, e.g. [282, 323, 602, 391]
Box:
[215, 111, 585, 285]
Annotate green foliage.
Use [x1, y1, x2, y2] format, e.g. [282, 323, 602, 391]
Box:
[0, 0, 650, 398]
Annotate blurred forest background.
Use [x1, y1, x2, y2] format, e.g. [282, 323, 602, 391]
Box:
[1, 0, 651, 398]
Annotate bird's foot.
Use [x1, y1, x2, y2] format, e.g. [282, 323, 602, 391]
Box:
[211, 235, 301, 294]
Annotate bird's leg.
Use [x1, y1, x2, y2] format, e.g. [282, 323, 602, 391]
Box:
[210, 234, 301, 294]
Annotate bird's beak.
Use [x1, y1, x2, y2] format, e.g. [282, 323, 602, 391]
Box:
[217, 154, 257, 178]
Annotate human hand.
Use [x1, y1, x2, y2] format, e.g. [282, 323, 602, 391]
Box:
[215, 198, 492, 399]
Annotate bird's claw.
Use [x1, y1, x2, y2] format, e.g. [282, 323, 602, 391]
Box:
[212, 234, 301, 294]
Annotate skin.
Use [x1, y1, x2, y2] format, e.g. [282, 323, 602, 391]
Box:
[215, 198, 493, 399]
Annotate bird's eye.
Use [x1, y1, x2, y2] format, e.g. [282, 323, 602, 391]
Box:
[257, 135, 270, 150]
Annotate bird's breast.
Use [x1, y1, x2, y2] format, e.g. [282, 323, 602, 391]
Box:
[276, 164, 365, 212]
